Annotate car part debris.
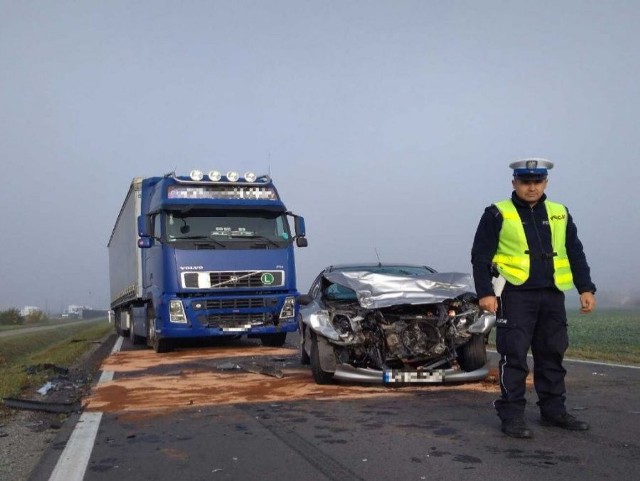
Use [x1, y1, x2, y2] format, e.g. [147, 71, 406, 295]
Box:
[2, 397, 81, 414]
[37, 382, 55, 396]
[215, 361, 284, 378]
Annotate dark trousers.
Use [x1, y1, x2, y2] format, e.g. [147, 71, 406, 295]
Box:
[494, 288, 569, 420]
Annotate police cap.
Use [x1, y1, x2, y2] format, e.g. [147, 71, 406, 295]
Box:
[509, 158, 554, 180]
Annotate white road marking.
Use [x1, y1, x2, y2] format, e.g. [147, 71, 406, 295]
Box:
[48, 335, 123, 481]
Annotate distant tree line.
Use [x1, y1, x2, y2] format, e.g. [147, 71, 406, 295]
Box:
[0, 308, 48, 325]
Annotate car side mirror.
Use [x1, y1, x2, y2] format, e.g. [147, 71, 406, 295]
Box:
[298, 294, 313, 305]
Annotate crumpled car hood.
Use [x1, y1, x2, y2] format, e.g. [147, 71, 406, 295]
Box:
[323, 271, 475, 309]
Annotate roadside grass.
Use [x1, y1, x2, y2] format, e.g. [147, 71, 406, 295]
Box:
[0, 317, 89, 332]
[488, 309, 640, 365]
[0, 320, 113, 411]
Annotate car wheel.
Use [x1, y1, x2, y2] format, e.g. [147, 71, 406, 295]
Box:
[260, 332, 287, 347]
[299, 319, 310, 365]
[457, 334, 487, 372]
[310, 333, 334, 385]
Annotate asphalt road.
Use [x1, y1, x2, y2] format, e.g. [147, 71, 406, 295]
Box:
[30, 333, 640, 481]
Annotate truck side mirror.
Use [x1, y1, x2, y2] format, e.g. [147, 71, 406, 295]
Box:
[294, 216, 306, 237]
[296, 237, 308, 247]
[137, 215, 154, 248]
[137, 215, 151, 237]
[138, 237, 153, 248]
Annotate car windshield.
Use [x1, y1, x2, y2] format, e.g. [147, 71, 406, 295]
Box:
[165, 209, 291, 245]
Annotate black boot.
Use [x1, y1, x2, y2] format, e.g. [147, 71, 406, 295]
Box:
[540, 412, 589, 431]
[501, 418, 533, 438]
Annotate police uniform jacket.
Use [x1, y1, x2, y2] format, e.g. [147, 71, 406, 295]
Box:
[471, 192, 596, 298]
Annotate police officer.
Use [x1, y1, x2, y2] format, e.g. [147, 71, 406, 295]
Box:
[471, 158, 596, 438]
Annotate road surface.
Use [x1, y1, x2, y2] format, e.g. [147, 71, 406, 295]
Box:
[30, 333, 640, 481]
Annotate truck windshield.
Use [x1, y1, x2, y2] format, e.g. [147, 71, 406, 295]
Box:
[164, 209, 291, 247]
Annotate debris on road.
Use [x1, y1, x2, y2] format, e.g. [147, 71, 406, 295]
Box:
[2, 397, 81, 414]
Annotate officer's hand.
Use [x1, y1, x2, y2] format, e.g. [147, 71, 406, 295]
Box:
[580, 292, 596, 313]
[479, 295, 498, 313]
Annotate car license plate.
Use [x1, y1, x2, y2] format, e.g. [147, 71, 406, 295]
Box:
[383, 369, 445, 383]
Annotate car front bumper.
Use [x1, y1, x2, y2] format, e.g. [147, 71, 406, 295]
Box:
[332, 364, 490, 384]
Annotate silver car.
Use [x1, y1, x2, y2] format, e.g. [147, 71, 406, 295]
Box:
[298, 263, 495, 385]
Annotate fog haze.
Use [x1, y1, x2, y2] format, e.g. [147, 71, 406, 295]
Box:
[1, 0, 639, 312]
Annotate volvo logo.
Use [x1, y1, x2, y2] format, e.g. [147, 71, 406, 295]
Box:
[229, 275, 239, 283]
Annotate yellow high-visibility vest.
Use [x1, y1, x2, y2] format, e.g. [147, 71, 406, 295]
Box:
[492, 200, 574, 291]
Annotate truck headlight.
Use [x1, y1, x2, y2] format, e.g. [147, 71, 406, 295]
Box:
[169, 300, 188, 323]
[279, 296, 295, 319]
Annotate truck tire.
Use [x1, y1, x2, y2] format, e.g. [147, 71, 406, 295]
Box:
[114, 309, 130, 338]
[260, 332, 287, 347]
[457, 334, 487, 372]
[129, 308, 145, 345]
[147, 305, 173, 353]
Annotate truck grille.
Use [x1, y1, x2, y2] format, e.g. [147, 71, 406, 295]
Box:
[194, 298, 267, 310]
[197, 313, 270, 330]
[182, 270, 284, 289]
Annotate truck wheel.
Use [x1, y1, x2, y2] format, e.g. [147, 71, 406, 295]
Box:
[129, 309, 145, 345]
[299, 318, 310, 365]
[115, 309, 130, 338]
[153, 337, 172, 353]
[310, 334, 334, 385]
[147, 306, 172, 353]
[260, 332, 286, 347]
[457, 334, 487, 372]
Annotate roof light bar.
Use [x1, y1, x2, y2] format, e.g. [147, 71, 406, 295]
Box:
[189, 169, 204, 181]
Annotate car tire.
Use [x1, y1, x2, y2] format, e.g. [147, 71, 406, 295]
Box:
[457, 334, 487, 372]
[299, 321, 310, 365]
[260, 333, 287, 347]
[310, 334, 334, 384]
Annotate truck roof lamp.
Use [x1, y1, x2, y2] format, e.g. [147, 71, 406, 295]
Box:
[244, 171, 257, 182]
[190, 169, 204, 181]
[208, 170, 222, 181]
[226, 171, 240, 182]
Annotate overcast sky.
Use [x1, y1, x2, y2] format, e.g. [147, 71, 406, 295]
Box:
[1, 0, 638, 312]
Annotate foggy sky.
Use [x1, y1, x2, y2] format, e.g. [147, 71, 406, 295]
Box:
[1, 0, 639, 312]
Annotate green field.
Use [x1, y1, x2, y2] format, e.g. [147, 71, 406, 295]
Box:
[564, 309, 640, 364]
[488, 308, 640, 365]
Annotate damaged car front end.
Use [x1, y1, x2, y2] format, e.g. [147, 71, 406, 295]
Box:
[298, 265, 496, 385]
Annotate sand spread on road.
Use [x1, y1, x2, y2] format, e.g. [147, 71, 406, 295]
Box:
[85, 346, 511, 418]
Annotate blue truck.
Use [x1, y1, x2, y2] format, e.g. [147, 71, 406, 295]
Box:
[108, 170, 308, 352]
